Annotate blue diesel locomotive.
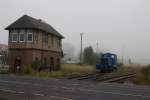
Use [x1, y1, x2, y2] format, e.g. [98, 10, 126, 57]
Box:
[96, 53, 118, 72]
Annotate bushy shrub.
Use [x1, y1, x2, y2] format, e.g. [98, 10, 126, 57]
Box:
[0, 70, 9, 74]
[21, 65, 33, 74]
[31, 61, 41, 70]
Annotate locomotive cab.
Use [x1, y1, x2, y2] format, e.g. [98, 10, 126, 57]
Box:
[96, 53, 118, 72]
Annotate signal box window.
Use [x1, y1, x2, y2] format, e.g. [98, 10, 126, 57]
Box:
[19, 30, 25, 42]
[27, 33, 33, 42]
[12, 33, 18, 42]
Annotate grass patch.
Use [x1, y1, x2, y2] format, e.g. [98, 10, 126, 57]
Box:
[116, 65, 142, 75]
[20, 65, 33, 74]
[134, 65, 150, 85]
[61, 64, 96, 74]
[118, 65, 150, 85]
[31, 71, 70, 78]
[19, 64, 96, 78]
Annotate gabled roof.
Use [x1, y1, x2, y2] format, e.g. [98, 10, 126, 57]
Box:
[5, 15, 64, 38]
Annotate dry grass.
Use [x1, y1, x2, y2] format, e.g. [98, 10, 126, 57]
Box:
[30, 64, 150, 85]
[30, 64, 96, 78]
[134, 65, 150, 85]
[61, 64, 96, 74]
[116, 65, 142, 75]
[31, 71, 69, 78]
[116, 64, 150, 85]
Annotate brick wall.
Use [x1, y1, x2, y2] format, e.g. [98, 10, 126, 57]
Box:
[8, 29, 63, 72]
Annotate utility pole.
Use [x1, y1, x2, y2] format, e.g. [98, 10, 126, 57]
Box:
[80, 33, 83, 65]
[122, 46, 124, 65]
[96, 42, 99, 53]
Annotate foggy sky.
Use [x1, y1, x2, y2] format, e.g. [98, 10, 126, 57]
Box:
[0, 0, 150, 64]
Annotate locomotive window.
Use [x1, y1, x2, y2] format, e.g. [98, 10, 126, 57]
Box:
[101, 58, 108, 64]
[111, 55, 115, 58]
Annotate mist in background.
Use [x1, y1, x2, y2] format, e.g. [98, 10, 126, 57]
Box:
[0, 0, 150, 64]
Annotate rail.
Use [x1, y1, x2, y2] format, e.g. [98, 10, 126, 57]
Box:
[68, 72, 136, 83]
[102, 74, 136, 83]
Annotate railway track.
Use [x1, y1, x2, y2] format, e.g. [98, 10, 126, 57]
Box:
[75, 73, 102, 80]
[68, 73, 136, 83]
[67, 73, 95, 79]
[101, 74, 136, 83]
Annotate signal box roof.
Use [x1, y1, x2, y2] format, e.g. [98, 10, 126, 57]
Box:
[5, 15, 64, 38]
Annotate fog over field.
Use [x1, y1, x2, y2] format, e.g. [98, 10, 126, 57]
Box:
[0, 0, 150, 64]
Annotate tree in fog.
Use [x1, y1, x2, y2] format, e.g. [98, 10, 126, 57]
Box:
[83, 46, 95, 65]
[94, 52, 103, 64]
[83, 46, 104, 65]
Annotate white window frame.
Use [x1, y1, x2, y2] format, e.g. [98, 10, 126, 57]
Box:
[27, 33, 33, 42]
[19, 30, 25, 42]
[12, 33, 18, 42]
[19, 33, 25, 42]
